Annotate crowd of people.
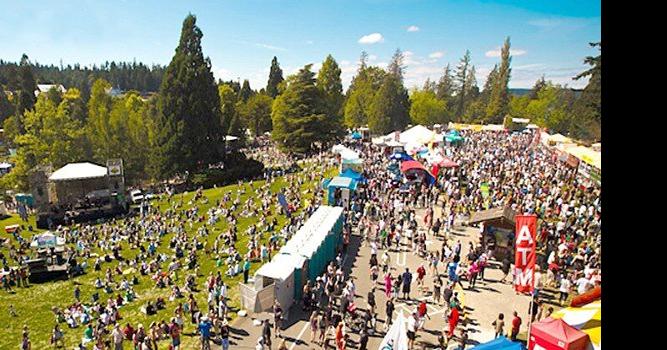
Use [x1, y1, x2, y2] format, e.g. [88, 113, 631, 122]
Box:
[1, 128, 602, 349]
[251, 129, 601, 350]
[1, 143, 335, 349]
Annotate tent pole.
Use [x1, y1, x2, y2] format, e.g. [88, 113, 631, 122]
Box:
[527, 292, 534, 349]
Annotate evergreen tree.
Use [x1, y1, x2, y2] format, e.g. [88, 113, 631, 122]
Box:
[572, 42, 601, 140]
[316, 55, 345, 138]
[239, 79, 254, 102]
[529, 75, 547, 100]
[344, 54, 386, 128]
[239, 93, 273, 136]
[0, 85, 14, 123]
[218, 83, 237, 137]
[388, 49, 406, 82]
[154, 14, 224, 179]
[454, 50, 472, 118]
[422, 78, 437, 93]
[46, 86, 63, 106]
[227, 112, 245, 143]
[266, 56, 284, 98]
[486, 37, 512, 123]
[15, 54, 38, 133]
[436, 64, 454, 101]
[271, 64, 329, 153]
[368, 74, 410, 134]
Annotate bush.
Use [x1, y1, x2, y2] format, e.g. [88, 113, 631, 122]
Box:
[190, 153, 265, 189]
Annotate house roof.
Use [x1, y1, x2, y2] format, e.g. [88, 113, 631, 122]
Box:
[469, 206, 516, 225]
[49, 162, 108, 181]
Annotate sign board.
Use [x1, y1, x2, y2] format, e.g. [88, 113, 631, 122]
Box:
[514, 215, 537, 293]
[107, 159, 123, 177]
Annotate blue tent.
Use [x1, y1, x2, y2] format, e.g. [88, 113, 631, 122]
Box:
[389, 152, 414, 161]
[339, 168, 365, 182]
[470, 337, 526, 350]
[351, 131, 362, 140]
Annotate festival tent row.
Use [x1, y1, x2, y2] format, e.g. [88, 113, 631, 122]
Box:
[551, 300, 601, 350]
[244, 206, 344, 315]
[529, 317, 591, 350]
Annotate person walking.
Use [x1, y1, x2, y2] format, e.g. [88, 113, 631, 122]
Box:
[385, 298, 395, 331]
[262, 319, 272, 350]
[510, 311, 522, 341]
[273, 300, 283, 338]
[220, 319, 230, 350]
[309, 310, 319, 344]
[384, 272, 392, 299]
[402, 268, 413, 300]
[492, 313, 505, 338]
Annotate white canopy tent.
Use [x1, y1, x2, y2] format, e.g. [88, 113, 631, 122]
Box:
[331, 144, 360, 160]
[49, 162, 107, 181]
[391, 125, 437, 145]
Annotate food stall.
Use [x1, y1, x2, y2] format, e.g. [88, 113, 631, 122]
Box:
[469, 206, 516, 260]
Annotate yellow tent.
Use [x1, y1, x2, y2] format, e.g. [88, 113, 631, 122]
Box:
[564, 146, 601, 170]
[552, 300, 601, 350]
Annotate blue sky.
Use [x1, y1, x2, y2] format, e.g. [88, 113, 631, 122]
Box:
[0, 0, 600, 90]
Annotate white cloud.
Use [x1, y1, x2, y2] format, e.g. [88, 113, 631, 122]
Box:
[255, 43, 287, 51]
[407, 25, 420, 32]
[429, 51, 444, 59]
[305, 40, 314, 45]
[358, 33, 384, 44]
[341, 60, 351, 66]
[485, 48, 527, 57]
[368, 54, 378, 61]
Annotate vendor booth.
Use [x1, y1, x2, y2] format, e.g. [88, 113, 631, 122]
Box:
[469, 206, 516, 260]
[529, 317, 590, 350]
[552, 301, 601, 350]
[471, 337, 526, 350]
[400, 160, 435, 185]
[242, 206, 344, 315]
[324, 176, 358, 207]
[444, 130, 465, 145]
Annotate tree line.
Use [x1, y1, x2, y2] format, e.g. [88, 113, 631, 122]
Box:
[0, 14, 601, 192]
[0, 58, 166, 103]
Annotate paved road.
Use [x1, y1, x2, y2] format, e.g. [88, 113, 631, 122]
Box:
[230, 204, 536, 350]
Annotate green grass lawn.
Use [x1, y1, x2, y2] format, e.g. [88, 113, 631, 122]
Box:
[0, 163, 338, 349]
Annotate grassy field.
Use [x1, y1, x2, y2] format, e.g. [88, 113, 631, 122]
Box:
[0, 163, 337, 349]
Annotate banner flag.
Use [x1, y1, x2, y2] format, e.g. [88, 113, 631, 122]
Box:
[514, 214, 537, 293]
[378, 312, 408, 350]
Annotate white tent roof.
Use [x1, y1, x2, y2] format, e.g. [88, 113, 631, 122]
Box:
[224, 135, 239, 141]
[254, 253, 298, 281]
[0, 162, 12, 169]
[389, 125, 436, 145]
[331, 144, 360, 160]
[49, 162, 107, 181]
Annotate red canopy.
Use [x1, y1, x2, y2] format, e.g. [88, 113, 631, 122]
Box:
[400, 160, 432, 175]
[529, 317, 590, 350]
